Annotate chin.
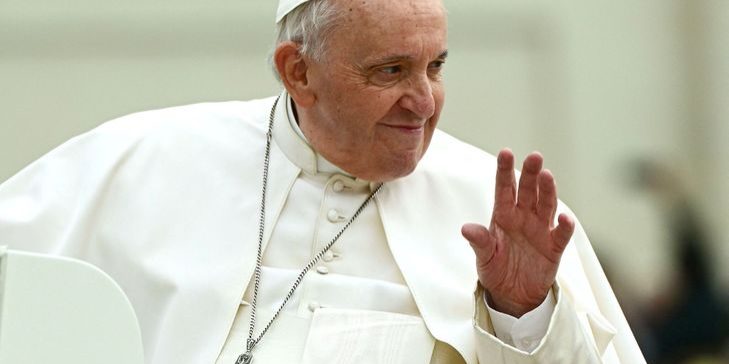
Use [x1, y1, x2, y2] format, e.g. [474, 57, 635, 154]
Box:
[372, 156, 421, 182]
[354, 144, 430, 182]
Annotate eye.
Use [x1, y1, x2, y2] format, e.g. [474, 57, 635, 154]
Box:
[429, 60, 445, 72]
[368, 65, 404, 86]
[427, 60, 445, 80]
[379, 65, 402, 75]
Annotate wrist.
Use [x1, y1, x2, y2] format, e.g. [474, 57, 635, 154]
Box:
[485, 289, 547, 318]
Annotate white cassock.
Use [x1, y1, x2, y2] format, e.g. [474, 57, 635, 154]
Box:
[0, 91, 644, 363]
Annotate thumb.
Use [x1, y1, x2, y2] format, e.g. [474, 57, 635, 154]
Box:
[462, 223, 496, 263]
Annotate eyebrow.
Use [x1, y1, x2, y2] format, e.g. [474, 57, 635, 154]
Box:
[366, 50, 449, 66]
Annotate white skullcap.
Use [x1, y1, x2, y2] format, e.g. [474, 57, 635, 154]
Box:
[276, 0, 311, 23]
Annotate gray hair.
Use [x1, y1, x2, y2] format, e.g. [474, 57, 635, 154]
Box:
[269, 0, 342, 81]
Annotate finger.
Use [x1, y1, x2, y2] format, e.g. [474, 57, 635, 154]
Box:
[494, 149, 516, 210]
[516, 152, 543, 212]
[462, 223, 497, 265]
[536, 169, 558, 224]
[550, 213, 575, 254]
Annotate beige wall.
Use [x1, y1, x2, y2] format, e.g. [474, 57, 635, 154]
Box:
[1, 0, 727, 304]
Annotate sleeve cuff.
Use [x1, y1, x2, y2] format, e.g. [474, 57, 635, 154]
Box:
[485, 289, 556, 352]
[473, 282, 606, 363]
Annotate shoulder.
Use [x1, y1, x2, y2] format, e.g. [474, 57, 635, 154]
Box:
[427, 129, 496, 166]
[415, 129, 579, 213]
[413, 129, 497, 188]
[47, 96, 279, 165]
[92, 96, 277, 144]
[8, 96, 279, 186]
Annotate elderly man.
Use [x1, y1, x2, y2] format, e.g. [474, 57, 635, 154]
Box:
[0, 0, 644, 363]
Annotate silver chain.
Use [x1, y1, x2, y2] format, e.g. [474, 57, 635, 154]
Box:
[236, 97, 383, 364]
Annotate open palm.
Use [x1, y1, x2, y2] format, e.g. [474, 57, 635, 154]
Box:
[462, 149, 575, 317]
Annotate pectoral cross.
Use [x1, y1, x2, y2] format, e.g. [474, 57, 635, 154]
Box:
[235, 352, 252, 364]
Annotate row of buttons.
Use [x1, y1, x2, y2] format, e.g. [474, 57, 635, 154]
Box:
[316, 249, 341, 275]
[306, 177, 349, 313]
[329, 180, 347, 226]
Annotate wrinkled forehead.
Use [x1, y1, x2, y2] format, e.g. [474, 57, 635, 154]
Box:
[276, 0, 446, 23]
[333, 0, 448, 54]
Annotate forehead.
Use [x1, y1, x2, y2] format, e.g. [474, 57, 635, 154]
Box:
[339, 0, 445, 17]
[328, 0, 447, 60]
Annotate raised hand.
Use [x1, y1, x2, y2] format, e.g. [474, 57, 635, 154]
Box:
[462, 149, 575, 317]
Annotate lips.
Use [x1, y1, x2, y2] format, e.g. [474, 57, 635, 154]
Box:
[382, 123, 425, 131]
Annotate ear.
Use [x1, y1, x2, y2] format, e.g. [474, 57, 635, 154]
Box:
[274, 42, 316, 108]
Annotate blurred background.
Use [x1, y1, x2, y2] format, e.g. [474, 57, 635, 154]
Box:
[1, 0, 727, 362]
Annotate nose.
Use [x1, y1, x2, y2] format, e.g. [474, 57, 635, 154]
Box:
[399, 75, 436, 119]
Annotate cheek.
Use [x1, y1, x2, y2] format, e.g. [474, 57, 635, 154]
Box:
[433, 84, 446, 110]
[351, 90, 403, 124]
[374, 94, 403, 116]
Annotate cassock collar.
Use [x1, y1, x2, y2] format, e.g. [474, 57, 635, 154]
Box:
[273, 91, 375, 189]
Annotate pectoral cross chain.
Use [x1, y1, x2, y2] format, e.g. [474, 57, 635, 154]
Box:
[235, 352, 252, 364]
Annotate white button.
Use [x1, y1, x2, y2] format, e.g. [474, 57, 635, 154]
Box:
[332, 180, 345, 192]
[308, 301, 320, 312]
[323, 250, 335, 262]
[316, 266, 329, 275]
[327, 209, 343, 223]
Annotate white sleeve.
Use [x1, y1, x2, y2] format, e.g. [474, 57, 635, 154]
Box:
[473, 283, 604, 363]
[486, 290, 555, 352]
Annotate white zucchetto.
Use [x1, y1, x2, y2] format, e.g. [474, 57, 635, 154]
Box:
[276, 0, 311, 23]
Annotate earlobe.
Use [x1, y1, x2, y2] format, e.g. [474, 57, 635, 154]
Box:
[274, 42, 316, 107]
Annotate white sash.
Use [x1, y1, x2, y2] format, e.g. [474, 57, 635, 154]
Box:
[302, 308, 435, 364]
[216, 306, 435, 363]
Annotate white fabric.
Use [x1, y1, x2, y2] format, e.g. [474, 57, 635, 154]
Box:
[0, 92, 645, 363]
[215, 94, 554, 362]
[487, 291, 556, 352]
[276, 0, 310, 23]
[301, 308, 435, 363]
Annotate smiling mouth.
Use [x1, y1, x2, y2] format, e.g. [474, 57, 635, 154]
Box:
[382, 123, 425, 132]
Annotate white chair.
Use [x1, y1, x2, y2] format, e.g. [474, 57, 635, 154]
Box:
[0, 247, 144, 364]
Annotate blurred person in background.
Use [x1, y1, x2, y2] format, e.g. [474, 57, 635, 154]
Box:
[630, 159, 729, 363]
